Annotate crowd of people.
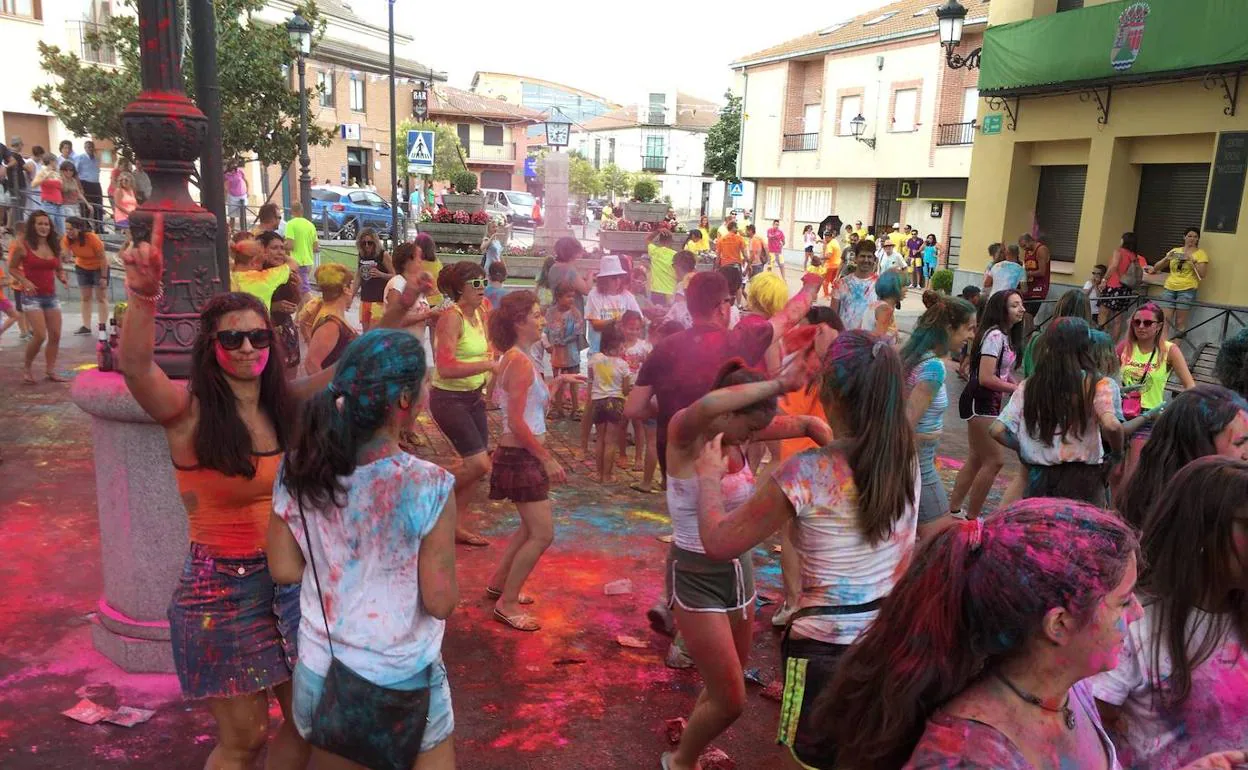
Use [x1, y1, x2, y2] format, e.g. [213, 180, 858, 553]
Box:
[0, 183, 1239, 770]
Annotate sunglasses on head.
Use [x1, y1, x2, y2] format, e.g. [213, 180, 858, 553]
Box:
[467, 278, 488, 289]
[215, 329, 273, 350]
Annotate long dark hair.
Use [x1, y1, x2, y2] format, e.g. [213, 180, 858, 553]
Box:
[22, 210, 61, 258]
[1139, 456, 1248, 709]
[189, 293, 293, 477]
[488, 290, 537, 352]
[282, 329, 426, 509]
[1051, 288, 1091, 322]
[1118, 384, 1248, 528]
[900, 295, 976, 371]
[819, 330, 916, 545]
[1023, 317, 1098, 441]
[970, 289, 1023, 362]
[821, 499, 1138, 768]
[66, 216, 90, 246]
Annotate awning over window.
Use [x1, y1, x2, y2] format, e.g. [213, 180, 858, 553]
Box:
[979, 0, 1248, 96]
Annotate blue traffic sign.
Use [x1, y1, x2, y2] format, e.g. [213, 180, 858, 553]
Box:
[524, 156, 538, 179]
[728, 182, 744, 198]
[407, 130, 434, 175]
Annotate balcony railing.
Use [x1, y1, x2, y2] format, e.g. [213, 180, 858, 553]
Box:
[644, 110, 666, 125]
[783, 133, 818, 152]
[67, 20, 116, 66]
[463, 141, 516, 162]
[936, 121, 977, 146]
[641, 155, 667, 173]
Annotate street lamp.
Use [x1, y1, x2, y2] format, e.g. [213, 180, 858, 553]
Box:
[849, 114, 876, 149]
[937, 0, 981, 70]
[286, 11, 314, 212]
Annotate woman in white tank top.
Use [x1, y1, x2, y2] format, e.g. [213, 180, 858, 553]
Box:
[660, 356, 832, 770]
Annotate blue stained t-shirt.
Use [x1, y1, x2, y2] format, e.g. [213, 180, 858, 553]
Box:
[907, 354, 948, 434]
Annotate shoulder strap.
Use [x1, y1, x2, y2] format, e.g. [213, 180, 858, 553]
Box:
[295, 496, 336, 658]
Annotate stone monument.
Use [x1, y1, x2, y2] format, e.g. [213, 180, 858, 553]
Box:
[70, 0, 225, 673]
[533, 152, 576, 254]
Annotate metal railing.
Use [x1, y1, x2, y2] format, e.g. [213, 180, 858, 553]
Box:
[783, 133, 818, 152]
[936, 121, 976, 146]
[644, 110, 666, 125]
[641, 155, 667, 173]
[463, 141, 516, 161]
[67, 20, 116, 66]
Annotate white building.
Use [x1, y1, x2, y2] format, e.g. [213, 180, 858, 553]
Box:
[1, 0, 126, 169]
[571, 90, 754, 220]
[733, 0, 986, 264]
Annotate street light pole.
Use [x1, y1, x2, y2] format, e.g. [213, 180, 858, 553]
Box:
[388, 0, 399, 243]
[297, 54, 311, 214]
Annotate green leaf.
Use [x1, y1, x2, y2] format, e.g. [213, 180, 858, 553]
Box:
[704, 91, 741, 184]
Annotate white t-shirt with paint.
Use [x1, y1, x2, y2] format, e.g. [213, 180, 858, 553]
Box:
[584, 288, 641, 353]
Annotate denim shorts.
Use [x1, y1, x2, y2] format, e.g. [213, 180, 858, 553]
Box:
[429, 386, 489, 457]
[25, 293, 59, 311]
[1159, 288, 1197, 310]
[167, 543, 300, 699]
[292, 658, 454, 754]
[75, 267, 104, 288]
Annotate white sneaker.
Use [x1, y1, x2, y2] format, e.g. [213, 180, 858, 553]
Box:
[771, 603, 797, 628]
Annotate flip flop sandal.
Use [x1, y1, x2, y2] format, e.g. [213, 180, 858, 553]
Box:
[629, 482, 655, 494]
[493, 608, 540, 632]
[485, 586, 534, 605]
[45, 372, 69, 383]
[22, 372, 36, 385]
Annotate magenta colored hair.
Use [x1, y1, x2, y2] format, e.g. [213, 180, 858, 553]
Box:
[818, 498, 1138, 769]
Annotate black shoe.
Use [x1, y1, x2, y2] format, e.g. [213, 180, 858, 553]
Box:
[74, 326, 91, 335]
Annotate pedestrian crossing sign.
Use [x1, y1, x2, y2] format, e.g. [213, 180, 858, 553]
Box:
[729, 182, 744, 198]
[407, 130, 434, 175]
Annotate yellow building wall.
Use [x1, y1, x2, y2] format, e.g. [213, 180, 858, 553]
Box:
[962, 78, 1248, 305]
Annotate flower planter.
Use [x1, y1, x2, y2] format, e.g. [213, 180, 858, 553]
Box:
[442, 193, 484, 214]
[623, 201, 669, 223]
[599, 230, 651, 254]
[417, 222, 487, 247]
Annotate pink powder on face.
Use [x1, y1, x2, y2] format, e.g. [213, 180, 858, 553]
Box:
[214, 342, 269, 377]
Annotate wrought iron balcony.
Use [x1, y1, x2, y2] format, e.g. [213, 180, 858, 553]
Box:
[936, 121, 977, 146]
[783, 133, 818, 152]
[641, 155, 667, 172]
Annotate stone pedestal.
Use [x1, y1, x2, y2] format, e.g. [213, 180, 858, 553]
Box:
[72, 370, 187, 673]
[534, 152, 575, 253]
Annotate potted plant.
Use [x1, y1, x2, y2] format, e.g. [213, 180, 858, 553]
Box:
[600, 217, 650, 253]
[624, 177, 668, 223]
[417, 205, 487, 246]
[930, 269, 954, 294]
[443, 170, 483, 214]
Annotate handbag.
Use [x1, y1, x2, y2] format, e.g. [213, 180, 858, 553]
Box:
[958, 328, 1007, 419]
[296, 499, 431, 770]
[1120, 346, 1157, 420]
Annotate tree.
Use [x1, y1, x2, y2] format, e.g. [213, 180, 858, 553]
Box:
[33, 0, 333, 166]
[704, 91, 741, 184]
[568, 154, 604, 199]
[393, 119, 465, 184]
[600, 163, 630, 199]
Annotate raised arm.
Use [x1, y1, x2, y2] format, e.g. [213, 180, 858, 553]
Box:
[118, 216, 192, 425]
[694, 434, 796, 560]
[768, 271, 822, 339]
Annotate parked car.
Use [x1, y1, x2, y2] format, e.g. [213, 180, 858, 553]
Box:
[587, 199, 610, 220]
[309, 185, 405, 240]
[483, 188, 541, 228]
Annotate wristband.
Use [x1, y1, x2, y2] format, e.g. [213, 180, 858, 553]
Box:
[126, 281, 164, 305]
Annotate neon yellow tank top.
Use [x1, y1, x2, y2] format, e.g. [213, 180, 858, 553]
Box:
[432, 305, 489, 391]
[1121, 341, 1170, 411]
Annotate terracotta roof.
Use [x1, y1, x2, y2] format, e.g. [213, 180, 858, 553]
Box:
[428, 85, 545, 122]
[732, 0, 989, 67]
[575, 93, 721, 133]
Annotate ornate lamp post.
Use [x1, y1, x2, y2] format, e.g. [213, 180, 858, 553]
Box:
[287, 11, 314, 213]
[545, 108, 571, 152]
[850, 114, 876, 149]
[937, 0, 982, 70]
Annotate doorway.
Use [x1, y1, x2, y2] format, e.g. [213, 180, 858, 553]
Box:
[872, 179, 901, 238]
[346, 147, 371, 187]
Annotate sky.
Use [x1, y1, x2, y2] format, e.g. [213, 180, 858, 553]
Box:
[350, 0, 891, 104]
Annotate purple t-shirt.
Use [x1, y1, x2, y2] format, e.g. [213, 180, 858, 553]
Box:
[637, 320, 773, 450]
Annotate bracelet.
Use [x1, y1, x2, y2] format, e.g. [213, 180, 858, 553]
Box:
[126, 281, 164, 305]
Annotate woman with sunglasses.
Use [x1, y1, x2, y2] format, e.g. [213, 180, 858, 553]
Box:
[118, 225, 412, 768]
[1117, 301, 1194, 480]
[430, 261, 497, 547]
[355, 228, 395, 331]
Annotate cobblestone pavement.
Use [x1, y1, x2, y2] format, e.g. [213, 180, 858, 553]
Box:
[0, 314, 1011, 769]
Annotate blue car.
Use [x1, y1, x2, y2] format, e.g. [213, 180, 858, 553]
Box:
[309, 185, 405, 240]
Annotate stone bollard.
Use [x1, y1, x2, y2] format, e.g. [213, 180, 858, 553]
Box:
[71, 369, 186, 673]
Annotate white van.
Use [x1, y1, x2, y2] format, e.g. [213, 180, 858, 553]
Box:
[482, 189, 540, 228]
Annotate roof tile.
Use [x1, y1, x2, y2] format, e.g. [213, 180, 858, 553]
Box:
[429, 85, 545, 122]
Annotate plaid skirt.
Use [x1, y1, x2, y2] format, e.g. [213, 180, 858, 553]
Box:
[168, 543, 300, 699]
[489, 446, 550, 503]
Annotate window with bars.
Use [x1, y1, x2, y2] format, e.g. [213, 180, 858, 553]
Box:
[317, 71, 335, 108]
[795, 188, 832, 221]
[645, 135, 665, 157]
[349, 77, 365, 113]
[763, 187, 782, 220]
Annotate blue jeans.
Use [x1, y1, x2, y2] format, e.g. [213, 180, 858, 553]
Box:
[39, 198, 63, 234]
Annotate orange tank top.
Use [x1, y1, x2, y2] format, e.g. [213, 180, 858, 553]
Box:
[174, 451, 282, 557]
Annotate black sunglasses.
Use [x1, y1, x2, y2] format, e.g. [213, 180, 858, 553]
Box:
[215, 329, 273, 350]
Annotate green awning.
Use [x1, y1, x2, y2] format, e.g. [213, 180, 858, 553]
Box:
[979, 0, 1248, 95]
